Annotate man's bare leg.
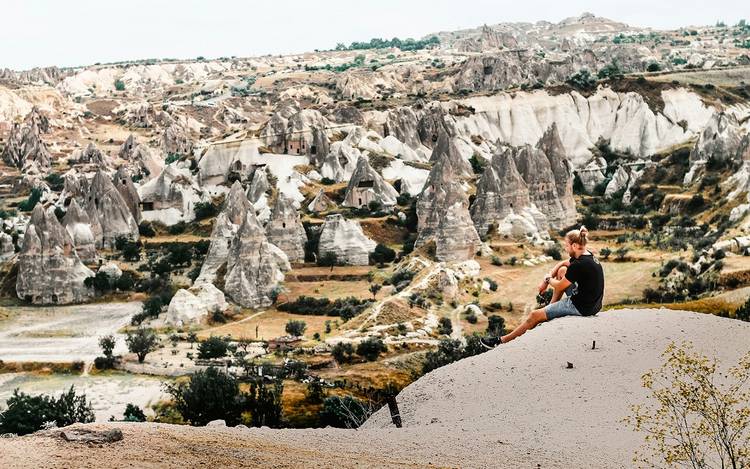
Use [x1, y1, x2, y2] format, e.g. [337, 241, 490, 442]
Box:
[500, 309, 547, 343]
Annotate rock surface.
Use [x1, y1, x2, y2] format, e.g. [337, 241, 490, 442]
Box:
[165, 283, 228, 326]
[62, 198, 97, 263]
[307, 188, 336, 213]
[265, 194, 307, 263]
[317, 214, 376, 266]
[224, 210, 290, 308]
[342, 157, 399, 208]
[85, 170, 139, 248]
[16, 205, 94, 304]
[113, 167, 141, 223]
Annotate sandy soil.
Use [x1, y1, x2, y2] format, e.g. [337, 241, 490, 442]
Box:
[2, 309, 748, 468]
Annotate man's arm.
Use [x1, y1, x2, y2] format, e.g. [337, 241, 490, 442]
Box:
[549, 275, 571, 290]
[549, 259, 571, 279]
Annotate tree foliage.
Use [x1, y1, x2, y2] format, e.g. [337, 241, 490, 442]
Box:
[0, 386, 94, 435]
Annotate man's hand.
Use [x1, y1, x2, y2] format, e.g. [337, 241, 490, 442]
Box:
[537, 275, 551, 294]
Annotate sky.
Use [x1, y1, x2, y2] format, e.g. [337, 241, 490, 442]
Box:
[1, 0, 747, 70]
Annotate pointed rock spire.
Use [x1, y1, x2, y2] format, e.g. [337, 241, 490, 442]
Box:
[342, 157, 399, 208]
[85, 170, 139, 248]
[62, 198, 98, 263]
[265, 194, 307, 263]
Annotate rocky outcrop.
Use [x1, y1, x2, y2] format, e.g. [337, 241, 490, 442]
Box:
[684, 112, 746, 184]
[162, 124, 193, 157]
[165, 283, 228, 326]
[85, 170, 139, 249]
[265, 194, 307, 263]
[224, 210, 290, 308]
[118, 134, 163, 179]
[576, 159, 607, 193]
[319, 142, 360, 182]
[318, 214, 376, 266]
[536, 124, 577, 224]
[307, 189, 336, 213]
[72, 142, 110, 167]
[495, 207, 551, 245]
[0, 232, 15, 261]
[138, 165, 203, 226]
[342, 157, 399, 208]
[470, 148, 532, 235]
[16, 205, 94, 304]
[512, 144, 572, 229]
[195, 181, 252, 285]
[114, 167, 141, 223]
[2, 120, 52, 171]
[62, 199, 97, 263]
[416, 132, 481, 262]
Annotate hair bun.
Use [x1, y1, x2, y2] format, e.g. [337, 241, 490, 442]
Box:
[579, 225, 588, 234]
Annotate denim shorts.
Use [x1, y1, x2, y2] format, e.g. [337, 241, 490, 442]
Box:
[544, 284, 581, 320]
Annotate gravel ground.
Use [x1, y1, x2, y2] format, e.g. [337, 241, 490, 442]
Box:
[1, 308, 748, 468]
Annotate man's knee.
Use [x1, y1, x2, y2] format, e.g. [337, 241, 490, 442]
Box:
[528, 309, 547, 325]
[556, 266, 567, 280]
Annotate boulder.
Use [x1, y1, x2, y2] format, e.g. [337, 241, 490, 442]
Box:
[72, 142, 110, 167]
[0, 232, 15, 261]
[165, 283, 228, 326]
[224, 210, 290, 309]
[99, 262, 122, 280]
[61, 199, 97, 263]
[684, 112, 745, 184]
[265, 194, 307, 263]
[317, 214, 376, 266]
[16, 205, 94, 304]
[342, 157, 399, 208]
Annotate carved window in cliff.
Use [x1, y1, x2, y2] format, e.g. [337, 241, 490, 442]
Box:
[311, 145, 317, 155]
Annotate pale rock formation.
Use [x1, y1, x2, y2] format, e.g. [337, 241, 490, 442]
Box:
[118, 134, 163, 180]
[16, 205, 94, 304]
[138, 165, 204, 226]
[62, 199, 97, 263]
[684, 112, 746, 184]
[85, 170, 139, 248]
[604, 165, 630, 198]
[265, 194, 307, 263]
[318, 214, 376, 266]
[2, 120, 52, 171]
[576, 159, 607, 193]
[307, 189, 336, 213]
[342, 157, 399, 208]
[224, 210, 290, 308]
[536, 124, 577, 224]
[319, 142, 361, 182]
[72, 142, 110, 167]
[113, 167, 141, 223]
[496, 207, 551, 245]
[99, 262, 122, 280]
[416, 138, 481, 262]
[0, 232, 15, 261]
[381, 160, 429, 196]
[195, 181, 252, 285]
[470, 148, 532, 236]
[384, 106, 423, 149]
[197, 140, 258, 186]
[165, 283, 228, 326]
[512, 144, 572, 229]
[162, 124, 194, 157]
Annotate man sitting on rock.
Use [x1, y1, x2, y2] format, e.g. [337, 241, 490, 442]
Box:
[483, 226, 604, 347]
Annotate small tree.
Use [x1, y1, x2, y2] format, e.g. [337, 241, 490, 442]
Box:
[615, 247, 630, 261]
[437, 317, 453, 336]
[370, 244, 396, 266]
[318, 251, 338, 271]
[319, 395, 372, 428]
[356, 337, 386, 361]
[114, 79, 126, 91]
[369, 283, 382, 299]
[247, 379, 284, 428]
[0, 386, 94, 435]
[600, 247, 612, 260]
[95, 334, 117, 370]
[331, 342, 355, 364]
[126, 328, 159, 363]
[198, 336, 230, 359]
[305, 378, 326, 403]
[187, 332, 198, 348]
[123, 403, 147, 422]
[625, 342, 750, 468]
[285, 320, 307, 337]
[165, 367, 246, 426]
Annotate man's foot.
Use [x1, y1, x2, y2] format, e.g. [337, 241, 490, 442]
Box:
[480, 336, 503, 350]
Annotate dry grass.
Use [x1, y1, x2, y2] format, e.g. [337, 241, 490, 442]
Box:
[197, 310, 333, 341]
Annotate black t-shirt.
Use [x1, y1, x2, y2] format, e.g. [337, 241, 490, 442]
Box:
[564, 253, 604, 316]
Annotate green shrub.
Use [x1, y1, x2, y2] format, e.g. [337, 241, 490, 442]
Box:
[114, 79, 126, 91]
[0, 386, 94, 435]
[17, 188, 42, 212]
[125, 328, 158, 363]
[123, 403, 146, 422]
[356, 338, 386, 361]
[165, 367, 246, 426]
[331, 342, 355, 364]
[198, 336, 231, 359]
[487, 315, 506, 336]
[285, 320, 307, 337]
[319, 395, 370, 428]
[370, 243, 396, 266]
[437, 317, 453, 335]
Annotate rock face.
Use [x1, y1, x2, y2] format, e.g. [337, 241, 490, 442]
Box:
[536, 124, 577, 224]
[113, 167, 141, 223]
[0, 232, 15, 261]
[342, 157, 399, 208]
[73, 142, 110, 167]
[470, 148, 531, 235]
[138, 165, 203, 226]
[307, 189, 336, 213]
[318, 214, 376, 266]
[61, 199, 97, 263]
[2, 119, 52, 171]
[224, 210, 290, 308]
[85, 170, 139, 249]
[118, 134, 163, 179]
[684, 112, 746, 184]
[195, 181, 253, 285]
[265, 195, 307, 263]
[319, 142, 360, 182]
[16, 205, 94, 304]
[162, 124, 193, 157]
[416, 133, 481, 262]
